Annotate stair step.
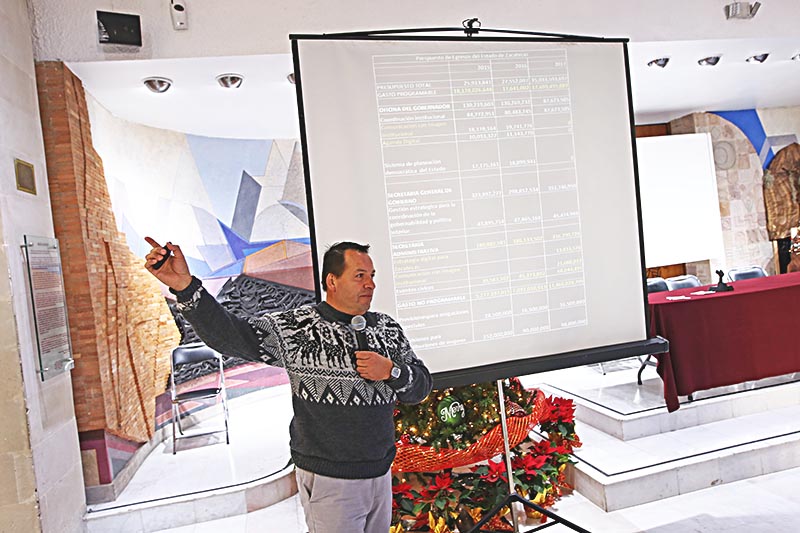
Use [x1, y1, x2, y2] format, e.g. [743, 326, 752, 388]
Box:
[84, 464, 297, 533]
[567, 403, 800, 511]
[545, 377, 800, 441]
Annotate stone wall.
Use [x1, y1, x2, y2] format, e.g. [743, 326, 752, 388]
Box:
[670, 113, 774, 281]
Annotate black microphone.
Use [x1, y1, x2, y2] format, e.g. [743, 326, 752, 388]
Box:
[350, 315, 369, 351]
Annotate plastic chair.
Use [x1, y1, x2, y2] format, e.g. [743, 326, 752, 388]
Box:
[665, 274, 702, 291]
[728, 265, 767, 281]
[170, 342, 230, 454]
[646, 277, 669, 293]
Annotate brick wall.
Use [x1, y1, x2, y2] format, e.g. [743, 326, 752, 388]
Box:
[35, 62, 179, 448]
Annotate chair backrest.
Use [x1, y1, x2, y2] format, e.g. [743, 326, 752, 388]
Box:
[172, 342, 220, 367]
[728, 265, 767, 281]
[665, 274, 702, 291]
[646, 277, 669, 293]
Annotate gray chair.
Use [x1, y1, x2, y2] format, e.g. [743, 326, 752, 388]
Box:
[646, 277, 669, 293]
[170, 342, 230, 454]
[728, 265, 767, 281]
[665, 274, 702, 291]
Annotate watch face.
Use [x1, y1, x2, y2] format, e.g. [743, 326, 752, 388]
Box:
[391, 365, 401, 379]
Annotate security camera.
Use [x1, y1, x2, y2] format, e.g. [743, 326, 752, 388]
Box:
[170, 0, 188, 30]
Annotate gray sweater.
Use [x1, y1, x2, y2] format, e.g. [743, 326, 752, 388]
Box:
[173, 276, 433, 479]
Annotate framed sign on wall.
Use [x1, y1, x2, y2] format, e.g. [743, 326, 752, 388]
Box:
[23, 235, 74, 381]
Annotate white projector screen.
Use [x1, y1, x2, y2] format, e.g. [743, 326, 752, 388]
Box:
[292, 36, 650, 377]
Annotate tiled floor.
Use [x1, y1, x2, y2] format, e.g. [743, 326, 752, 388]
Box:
[105, 359, 800, 532]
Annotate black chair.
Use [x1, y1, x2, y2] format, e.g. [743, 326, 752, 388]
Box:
[646, 277, 669, 293]
[170, 342, 230, 454]
[728, 265, 767, 281]
[665, 274, 702, 291]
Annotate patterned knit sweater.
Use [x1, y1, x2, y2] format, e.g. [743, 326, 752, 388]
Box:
[174, 276, 433, 479]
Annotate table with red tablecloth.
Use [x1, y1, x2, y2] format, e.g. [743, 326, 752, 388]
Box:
[648, 272, 800, 412]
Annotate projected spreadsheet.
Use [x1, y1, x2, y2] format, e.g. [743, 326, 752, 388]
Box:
[373, 50, 588, 350]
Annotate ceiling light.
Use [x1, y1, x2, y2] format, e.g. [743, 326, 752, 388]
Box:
[698, 56, 721, 66]
[746, 53, 769, 63]
[216, 73, 244, 88]
[647, 57, 670, 68]
[143, 77, 172, 93]
[287, 72, 296, 84]
[724, 1, 761, 19]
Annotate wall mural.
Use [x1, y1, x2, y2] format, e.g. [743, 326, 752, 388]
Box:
[87, 95, 313, 293]
[86, 97, 317, 388]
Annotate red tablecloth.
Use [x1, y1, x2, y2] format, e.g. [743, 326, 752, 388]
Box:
[648, 272, 800, 412]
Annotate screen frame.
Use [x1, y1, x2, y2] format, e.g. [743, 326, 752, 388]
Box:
[290, 31, 664, 387]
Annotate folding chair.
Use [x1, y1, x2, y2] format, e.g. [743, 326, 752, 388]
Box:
[665, 274, 702, 291]
[728, 265, 767, 281]
[170, 342, 230, 454]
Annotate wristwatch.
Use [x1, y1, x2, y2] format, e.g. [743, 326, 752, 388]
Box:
[388, 363, 402, 381]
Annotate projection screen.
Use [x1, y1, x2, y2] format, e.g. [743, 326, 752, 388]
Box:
[292, 35, 653, 381]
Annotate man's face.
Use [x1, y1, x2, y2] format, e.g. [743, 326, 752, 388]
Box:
[326, 250, 376, 315]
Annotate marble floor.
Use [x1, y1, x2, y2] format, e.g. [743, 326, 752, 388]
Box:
[100, 359, 800, 532]
[524, 357, 800, 416]
[155, 466, 800, 532]
[88, 384, 293, 511]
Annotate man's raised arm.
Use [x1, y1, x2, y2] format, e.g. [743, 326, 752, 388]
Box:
[143, 237, 282, 366]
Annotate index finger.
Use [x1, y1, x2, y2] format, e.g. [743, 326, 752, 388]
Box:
[355, 351, 371, 360]
[144, 236, 162, 250]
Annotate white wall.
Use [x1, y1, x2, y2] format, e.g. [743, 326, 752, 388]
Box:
[28, 0, 800, 62]
[0, 0, 86, 531]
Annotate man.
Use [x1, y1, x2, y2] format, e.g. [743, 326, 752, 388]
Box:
[144, 238, 432, 533]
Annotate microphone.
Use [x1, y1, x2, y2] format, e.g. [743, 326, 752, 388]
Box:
[350, 315, 369, 351]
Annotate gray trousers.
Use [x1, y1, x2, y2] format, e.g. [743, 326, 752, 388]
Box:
[295, 467, 392, 533]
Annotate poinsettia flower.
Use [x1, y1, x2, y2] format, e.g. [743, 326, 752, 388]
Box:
[533, 440, 557, 455]
[480, 460, 507, 483]
[429, 472, 454, 493]
[552, 397, 575, 422]
[392, 482, 414, 497]
[552, 444, 571, 455]
[522, 453, 548, 472]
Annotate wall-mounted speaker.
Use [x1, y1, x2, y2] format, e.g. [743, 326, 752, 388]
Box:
[96, 11, 142, 47]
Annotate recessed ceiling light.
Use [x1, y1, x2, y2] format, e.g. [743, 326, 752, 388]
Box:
[142, 77, 172, 93]
[216, 73, 244, 88]
[746, 53, 769, 63]
[647, 57, 670, 68]
[698, 56, 722, 66]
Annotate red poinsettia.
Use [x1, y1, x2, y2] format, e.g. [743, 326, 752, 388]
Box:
[551, 397, 575, 423]
[428, 472, 455, 494]
[520, 452, 549, 473]
[392, 482, 414, 498]
[540, 395, 576, 424]
[477, 459, 507, 483]
[532, 439, 557, 456]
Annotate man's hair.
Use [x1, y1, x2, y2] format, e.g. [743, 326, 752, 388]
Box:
[321, 242, 371, 291]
